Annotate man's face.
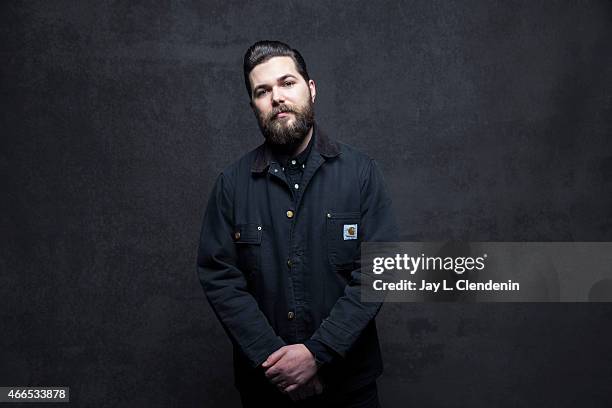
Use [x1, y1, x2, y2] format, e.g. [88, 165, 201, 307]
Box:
[249, 56, 316, 149]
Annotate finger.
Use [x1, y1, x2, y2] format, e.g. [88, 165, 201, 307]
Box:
[262, 347, 286, 369]
[312, 380, 320, 395]
[264, 365, 285, 379]
[276, 381, 299, 394]
[288, 391, 299, 402]
[302, 383, 315, 399]
[295, 384, 310, 401]
[313, 379, 323, 394]
[269, 375, 286, 385]
[284, 384, 299, 393]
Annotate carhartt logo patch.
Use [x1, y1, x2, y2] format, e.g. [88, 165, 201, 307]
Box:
[343, 224, 358, 240]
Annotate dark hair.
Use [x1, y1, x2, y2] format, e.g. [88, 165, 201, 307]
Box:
[243, 40, 310, 97]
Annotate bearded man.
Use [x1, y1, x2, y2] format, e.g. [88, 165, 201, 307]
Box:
[197, 40, 398, 407]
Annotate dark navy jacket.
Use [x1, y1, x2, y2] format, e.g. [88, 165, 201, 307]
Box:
[197, 123, 398, 392]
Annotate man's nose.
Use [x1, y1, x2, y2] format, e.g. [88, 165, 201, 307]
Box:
[271, 87, 284, 104]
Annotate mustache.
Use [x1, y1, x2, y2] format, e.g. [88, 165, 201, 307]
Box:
[268, 105, 295, 119]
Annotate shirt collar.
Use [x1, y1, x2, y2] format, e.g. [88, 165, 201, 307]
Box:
[251, 122, 341, 173]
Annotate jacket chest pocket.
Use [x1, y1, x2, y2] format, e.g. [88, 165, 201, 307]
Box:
[234, 223, 263, 277]
[325, 211, 361, 270]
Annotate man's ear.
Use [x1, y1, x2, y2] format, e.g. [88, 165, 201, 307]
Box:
[308, 80, 316, 103]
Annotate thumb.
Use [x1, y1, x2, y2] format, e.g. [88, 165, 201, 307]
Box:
[262, 347, 286, 368]
[313, 376, 324, 394]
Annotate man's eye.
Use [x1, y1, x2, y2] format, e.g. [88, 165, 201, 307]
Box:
[256, 89, 268, 97]
[283, 81, 295, 87]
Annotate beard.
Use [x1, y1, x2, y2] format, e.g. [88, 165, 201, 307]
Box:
[254, 98, 315, 151]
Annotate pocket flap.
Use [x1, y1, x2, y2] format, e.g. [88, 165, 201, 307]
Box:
[233, 223, 262, 244]
[327, 211, 360, 220]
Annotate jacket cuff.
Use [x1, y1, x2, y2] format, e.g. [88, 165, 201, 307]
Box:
[311, 319, 357, 358]
[303, 339, 339, 365]
[248, 335, 287, 368]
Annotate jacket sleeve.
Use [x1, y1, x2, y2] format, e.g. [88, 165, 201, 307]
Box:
[310, 159, 399, 357]
[197, 173, 286, 367]
[303, 338, 339, 365]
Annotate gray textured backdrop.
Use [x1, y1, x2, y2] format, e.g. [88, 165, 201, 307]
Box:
[2, 1, 612, 407]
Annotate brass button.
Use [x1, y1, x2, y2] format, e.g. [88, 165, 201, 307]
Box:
[286, 210, 294, 218]
[287, 311, 295, 320]
[234, 231, 241, 240]
[287, 259, 292, 267]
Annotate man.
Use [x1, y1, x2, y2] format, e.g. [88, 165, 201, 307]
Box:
[197, 40, 398, 407]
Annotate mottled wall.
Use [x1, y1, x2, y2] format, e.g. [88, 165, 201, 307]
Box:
[2, 1, 611, 407]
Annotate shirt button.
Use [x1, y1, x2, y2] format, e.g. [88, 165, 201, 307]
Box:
[274, 168, 278, 173]
[234, 231, 241, 240]
[287, 311, 295, 320]
[302, 164, 305, 169]
[286, 210, 294, 218]
[287, 259, 292, 267]
[294, 183, 299, 190]
[291, 160, 297, 165]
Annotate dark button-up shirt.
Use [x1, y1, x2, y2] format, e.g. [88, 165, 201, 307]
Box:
[271, 130, 313, 205]
[197, 123, 399, 392]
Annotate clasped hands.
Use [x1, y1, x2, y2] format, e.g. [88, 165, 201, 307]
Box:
[261, 344, 323, 401]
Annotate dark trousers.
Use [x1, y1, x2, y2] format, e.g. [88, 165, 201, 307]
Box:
[239, 381, 380, 408]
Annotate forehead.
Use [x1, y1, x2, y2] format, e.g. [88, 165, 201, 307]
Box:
[249, 56, 303, 86]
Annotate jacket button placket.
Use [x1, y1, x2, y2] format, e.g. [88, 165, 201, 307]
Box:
[287, 205, 307, 341]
